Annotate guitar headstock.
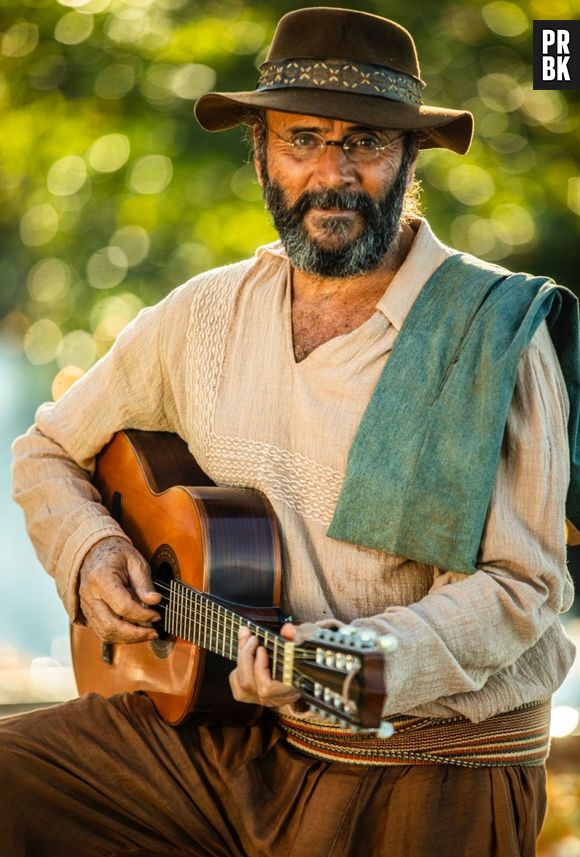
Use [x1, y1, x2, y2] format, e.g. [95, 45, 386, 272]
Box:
[293, 625, 398, 733]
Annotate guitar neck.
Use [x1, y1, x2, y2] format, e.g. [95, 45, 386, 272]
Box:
[166, 580, 294, 684]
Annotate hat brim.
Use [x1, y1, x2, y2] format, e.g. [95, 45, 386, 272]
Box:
[194, 89, 474, 155]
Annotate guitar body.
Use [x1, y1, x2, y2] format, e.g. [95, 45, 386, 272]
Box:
[71, 430, 283, 726]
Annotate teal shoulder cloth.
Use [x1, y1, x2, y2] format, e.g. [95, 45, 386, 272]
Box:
[328, 252, 580, 573]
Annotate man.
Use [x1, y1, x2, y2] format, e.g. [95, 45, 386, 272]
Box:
[3, 7, 578, 857]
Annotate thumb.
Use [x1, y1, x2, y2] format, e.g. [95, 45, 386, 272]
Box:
[126, 552, 162, 604]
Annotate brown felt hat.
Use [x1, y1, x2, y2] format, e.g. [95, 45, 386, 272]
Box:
[194, 7, 474, 155]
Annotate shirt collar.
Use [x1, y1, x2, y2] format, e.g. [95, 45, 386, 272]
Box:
[256, 218, 453, 332]
[375, 219, 453, 332]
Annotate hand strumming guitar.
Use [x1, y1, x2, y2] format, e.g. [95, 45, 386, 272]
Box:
[78, 536, 162, 644]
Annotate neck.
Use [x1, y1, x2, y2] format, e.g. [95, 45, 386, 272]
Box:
[291, 221, 416, 305]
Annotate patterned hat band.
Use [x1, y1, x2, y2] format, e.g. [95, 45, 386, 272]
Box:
[256, 58, 425, 108]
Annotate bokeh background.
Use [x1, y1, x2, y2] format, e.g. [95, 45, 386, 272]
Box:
[1, 0, 579, 853]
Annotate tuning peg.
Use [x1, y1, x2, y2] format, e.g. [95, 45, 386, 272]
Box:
[377, 633, 399, 653]
[324, 649, 335, 667]
[344, 654, 361, 672]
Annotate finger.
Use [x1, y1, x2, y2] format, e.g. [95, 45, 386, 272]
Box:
[253, 647, 300, 704]
[238, 626, 252, 644]
[280, 623, 296, 640]
[101, 575, 161, 623]
[253, 645, 273, 684]
[229, 656, 258, 704]
[236, 631, 259, 691]
[285, 622, 320, 645]
[126, 553, 162, 605]
[253, 645, 276, 698]
[86, 599, 158, 644]
[228, 667, 244, 702]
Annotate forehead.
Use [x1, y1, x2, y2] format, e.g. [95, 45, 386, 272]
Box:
[264, 109, 381, 134]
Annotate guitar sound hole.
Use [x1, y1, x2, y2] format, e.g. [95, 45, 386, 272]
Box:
[150, 545, 180, 659]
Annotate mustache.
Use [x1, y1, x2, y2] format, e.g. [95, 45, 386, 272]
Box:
[289, 189, 378, 222]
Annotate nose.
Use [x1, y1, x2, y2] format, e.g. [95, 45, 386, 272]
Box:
[310, 144, 358, 189]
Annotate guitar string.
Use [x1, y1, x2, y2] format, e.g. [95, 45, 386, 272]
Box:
[150, 581, 316, 659]
[151, 599, 317, 668]
[145, 588, 325, 687]
[133, 584, 359, 707]
[145, 584, 312, 661]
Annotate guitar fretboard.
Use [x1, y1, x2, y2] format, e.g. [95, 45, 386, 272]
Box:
[165, 580, 293, 684]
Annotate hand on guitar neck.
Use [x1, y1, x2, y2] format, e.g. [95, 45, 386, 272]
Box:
[229, 624, 302, 710]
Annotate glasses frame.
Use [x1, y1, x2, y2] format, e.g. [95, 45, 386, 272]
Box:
[268, 127, 407, 163]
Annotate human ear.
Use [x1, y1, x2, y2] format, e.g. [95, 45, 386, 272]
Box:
[254, 144, 264, 187]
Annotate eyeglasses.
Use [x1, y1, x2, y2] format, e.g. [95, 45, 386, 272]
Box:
[268, 127, 405, 163]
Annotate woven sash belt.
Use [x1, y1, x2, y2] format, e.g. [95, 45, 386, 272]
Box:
[278, 701, 551, 768]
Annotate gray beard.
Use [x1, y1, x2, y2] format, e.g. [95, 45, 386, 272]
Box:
[262, 145, 412, 278]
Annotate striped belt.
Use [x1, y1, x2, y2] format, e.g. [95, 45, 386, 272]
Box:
[278, 701, 551, 768]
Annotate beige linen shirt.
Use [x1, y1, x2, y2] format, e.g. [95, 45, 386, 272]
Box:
[12, 219, 576, 722]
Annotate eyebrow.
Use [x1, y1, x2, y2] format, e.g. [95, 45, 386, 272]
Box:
[284, 124, 384, 135]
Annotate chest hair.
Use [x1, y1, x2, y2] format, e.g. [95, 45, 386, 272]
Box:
[291, 294, 379, 363]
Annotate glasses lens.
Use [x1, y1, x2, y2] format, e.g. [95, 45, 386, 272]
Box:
[289, 132, 325, 160]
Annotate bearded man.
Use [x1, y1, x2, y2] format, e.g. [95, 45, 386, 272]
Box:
[4, 8, 579, 857]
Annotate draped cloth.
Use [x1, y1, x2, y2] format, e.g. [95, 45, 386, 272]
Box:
[330, 253, 580, 572]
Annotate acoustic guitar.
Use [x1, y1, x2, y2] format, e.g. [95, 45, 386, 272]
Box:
[71, 430, 396, 731]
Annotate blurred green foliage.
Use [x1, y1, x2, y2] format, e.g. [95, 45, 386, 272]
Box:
[0, 0, 578, 393]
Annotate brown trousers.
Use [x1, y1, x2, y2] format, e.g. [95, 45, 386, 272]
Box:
[0, 692, 546, 857]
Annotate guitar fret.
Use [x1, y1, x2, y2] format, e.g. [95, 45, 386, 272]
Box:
[181, 586, 187, 641]
[181, 589, 187, 640]
[179, 586, 185, 641]
[174, 583, 179, 639]
[273, 634, 278, 682]
[177, 592, 184, 637]
[165, 584, 170, 635]
[168, 581, 175, 636]
[196, 593, 200, 643]
[219, 604, 225, 657]
[215, 603, 219, 655]
[186, 587, 193, 643]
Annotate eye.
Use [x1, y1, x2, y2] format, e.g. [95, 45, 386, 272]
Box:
[346, 134, 382, 151]
[290, 132, 322, 149]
